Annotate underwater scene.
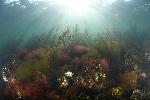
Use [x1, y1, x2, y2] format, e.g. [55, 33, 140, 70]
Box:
[0, 0, 150, 99]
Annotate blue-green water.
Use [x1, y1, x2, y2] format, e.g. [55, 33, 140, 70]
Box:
[1, 0, 150, 38]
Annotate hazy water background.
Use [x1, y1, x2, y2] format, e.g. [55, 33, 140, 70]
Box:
[0, 0, 150, 46]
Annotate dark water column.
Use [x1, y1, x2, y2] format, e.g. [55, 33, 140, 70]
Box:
[0, 0, 5, 11]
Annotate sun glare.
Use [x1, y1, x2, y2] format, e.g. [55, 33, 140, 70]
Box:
[48, 0, 118, 17]
[53, 0, 93, 17]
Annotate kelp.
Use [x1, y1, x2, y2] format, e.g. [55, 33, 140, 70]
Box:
[15, 57, 49, 80]
[15, 48, 49, 80]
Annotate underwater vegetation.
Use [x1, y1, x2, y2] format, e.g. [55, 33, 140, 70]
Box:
[0, 26, 150, 100]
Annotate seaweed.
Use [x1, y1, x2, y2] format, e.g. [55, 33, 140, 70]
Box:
[1, 25, 150, 99]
